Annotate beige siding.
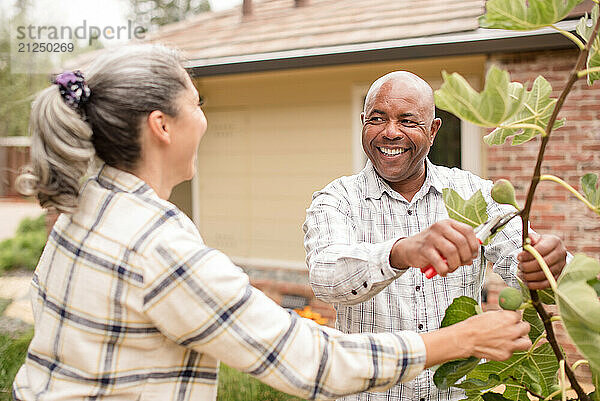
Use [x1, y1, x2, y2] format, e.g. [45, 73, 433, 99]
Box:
[193, 55, 485, 265]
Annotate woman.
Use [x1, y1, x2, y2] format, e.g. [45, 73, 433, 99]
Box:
[13, 45, 530, 401]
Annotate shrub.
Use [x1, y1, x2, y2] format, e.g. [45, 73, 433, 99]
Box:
[0, 214, 46, 273]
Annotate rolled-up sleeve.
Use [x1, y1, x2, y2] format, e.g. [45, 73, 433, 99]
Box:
[303, 189, 407, 306]
[140, 229, 425, 400]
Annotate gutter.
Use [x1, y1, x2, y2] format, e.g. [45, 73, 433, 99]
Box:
[187, 20, 580, 77]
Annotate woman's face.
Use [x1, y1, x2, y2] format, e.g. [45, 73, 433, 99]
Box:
[169, 80, 207, 182]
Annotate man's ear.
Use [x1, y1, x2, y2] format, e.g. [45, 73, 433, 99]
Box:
[146, 110, 171, 145]
[429, 118, 442, 145]
[360, 112, 366, 125]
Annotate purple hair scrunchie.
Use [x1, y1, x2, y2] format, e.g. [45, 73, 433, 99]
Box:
[53, 70, 91, 110]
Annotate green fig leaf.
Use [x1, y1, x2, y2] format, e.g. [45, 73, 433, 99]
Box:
[479, 0, 584, 30]
[442, 188, 488, 228]
[591, 370, 600, 401]
[434, 357, 482, 390]
[454, 374, 501, 391]
[523, 305, 545, 343]
[435, 66, 525, 127]
[481, 392, 513, 401]
[588, 277, 600, 297]
[588, 371, 600, 401]
[506, 360, 543, 400]
[538, 288, 556, 305]
[465, 343, 559, 398]
[556, 254, 600, 373]
[484, 76, 565, 146]
[463, 390, 486, 401]
[441, 296, 480, 328]
[581, 173, 600, 214]
[576, 5, 600, 85]
[443, 188, 499, 245]
[434, 296, 482, 390]
[517, 273, 556, 304]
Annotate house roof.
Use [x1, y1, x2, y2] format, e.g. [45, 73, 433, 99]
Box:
[144, 0, 582, 76]
[148, 0, 483, 60]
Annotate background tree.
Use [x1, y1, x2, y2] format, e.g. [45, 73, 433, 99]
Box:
[0, 1, 46, 137]
[130, 0, 211, 33]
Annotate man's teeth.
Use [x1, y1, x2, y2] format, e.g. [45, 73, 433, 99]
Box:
[379, 147, 408, 156]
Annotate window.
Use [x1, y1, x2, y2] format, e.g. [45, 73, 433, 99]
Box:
[429, 108, 461, 168]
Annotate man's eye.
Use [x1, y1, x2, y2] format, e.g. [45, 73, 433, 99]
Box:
[401, 120, 419, 127]
[198, 96, 205, 107]
[368, 117, 384, 123]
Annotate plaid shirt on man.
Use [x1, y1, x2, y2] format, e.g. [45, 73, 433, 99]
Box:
[13, 165, 428, 401]
[303, 159, 523, 401]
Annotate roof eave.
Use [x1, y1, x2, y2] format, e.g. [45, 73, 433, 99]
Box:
[186, 21, 580, 77]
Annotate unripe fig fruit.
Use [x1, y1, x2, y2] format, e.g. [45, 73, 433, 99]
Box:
[498, 287, 524, 311]
[491, 179, 519, 209]
[529, 383, 542, 395]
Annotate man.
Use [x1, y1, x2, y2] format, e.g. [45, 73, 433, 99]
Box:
[303, 71, 567, 401]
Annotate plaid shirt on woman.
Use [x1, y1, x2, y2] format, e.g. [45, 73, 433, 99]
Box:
[303, 159, 524, 401]
[13, 165, 427, 401]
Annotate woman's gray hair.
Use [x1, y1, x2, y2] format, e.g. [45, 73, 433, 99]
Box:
[17, 44, 190, 213]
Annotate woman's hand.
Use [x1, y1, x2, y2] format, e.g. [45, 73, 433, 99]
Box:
[421, 310, 531, 368]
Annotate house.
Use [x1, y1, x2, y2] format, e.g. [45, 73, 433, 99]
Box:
[148, 0, 598, 378]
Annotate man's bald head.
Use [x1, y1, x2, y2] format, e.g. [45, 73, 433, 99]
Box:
[363, 71, 435, 122]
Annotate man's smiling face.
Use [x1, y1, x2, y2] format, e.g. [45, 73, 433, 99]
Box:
[361, 73, 441, 191]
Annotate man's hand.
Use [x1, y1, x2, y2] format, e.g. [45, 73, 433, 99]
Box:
[518, 233, 567, 290]
[390, 219, 480, 276]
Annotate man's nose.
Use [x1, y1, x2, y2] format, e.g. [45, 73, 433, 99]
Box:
[382, 121, 404, 140]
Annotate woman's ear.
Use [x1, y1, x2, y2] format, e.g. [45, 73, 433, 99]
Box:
[146, 110, 172, 145]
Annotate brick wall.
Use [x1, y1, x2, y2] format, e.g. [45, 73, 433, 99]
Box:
[486, 49, 600, 385]
[487, 49, 600, 260]
[244, 266, 336, 326]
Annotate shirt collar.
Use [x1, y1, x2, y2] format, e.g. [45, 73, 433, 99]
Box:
[361, 158, 445, 202]
[95, 164, 154, 196]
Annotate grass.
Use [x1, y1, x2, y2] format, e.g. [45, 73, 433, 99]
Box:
[0, 330, 33, 401]
[218, 364, 306, 401]
[0, 299, 10, 316]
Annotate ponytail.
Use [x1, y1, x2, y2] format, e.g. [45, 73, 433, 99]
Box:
[16, 85, 95, 213]
[17, 44, 189, 214]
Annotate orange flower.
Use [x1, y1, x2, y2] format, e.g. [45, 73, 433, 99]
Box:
[295, 306, 328, 325]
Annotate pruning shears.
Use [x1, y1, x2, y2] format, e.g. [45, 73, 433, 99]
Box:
[420, 211, 520, 279]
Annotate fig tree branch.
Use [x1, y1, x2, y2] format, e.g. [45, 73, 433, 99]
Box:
[540, 174, 599, 214]
[519, 12, 600, 401]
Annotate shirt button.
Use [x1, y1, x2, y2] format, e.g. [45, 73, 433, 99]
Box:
[351, 290, 357, 295]
[363, 282, 368, 288]
[415, 285, 420, 291]
[418, 323, 424, 330]
[421, 398, 426, 401]
[407, 210, 413, 215]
